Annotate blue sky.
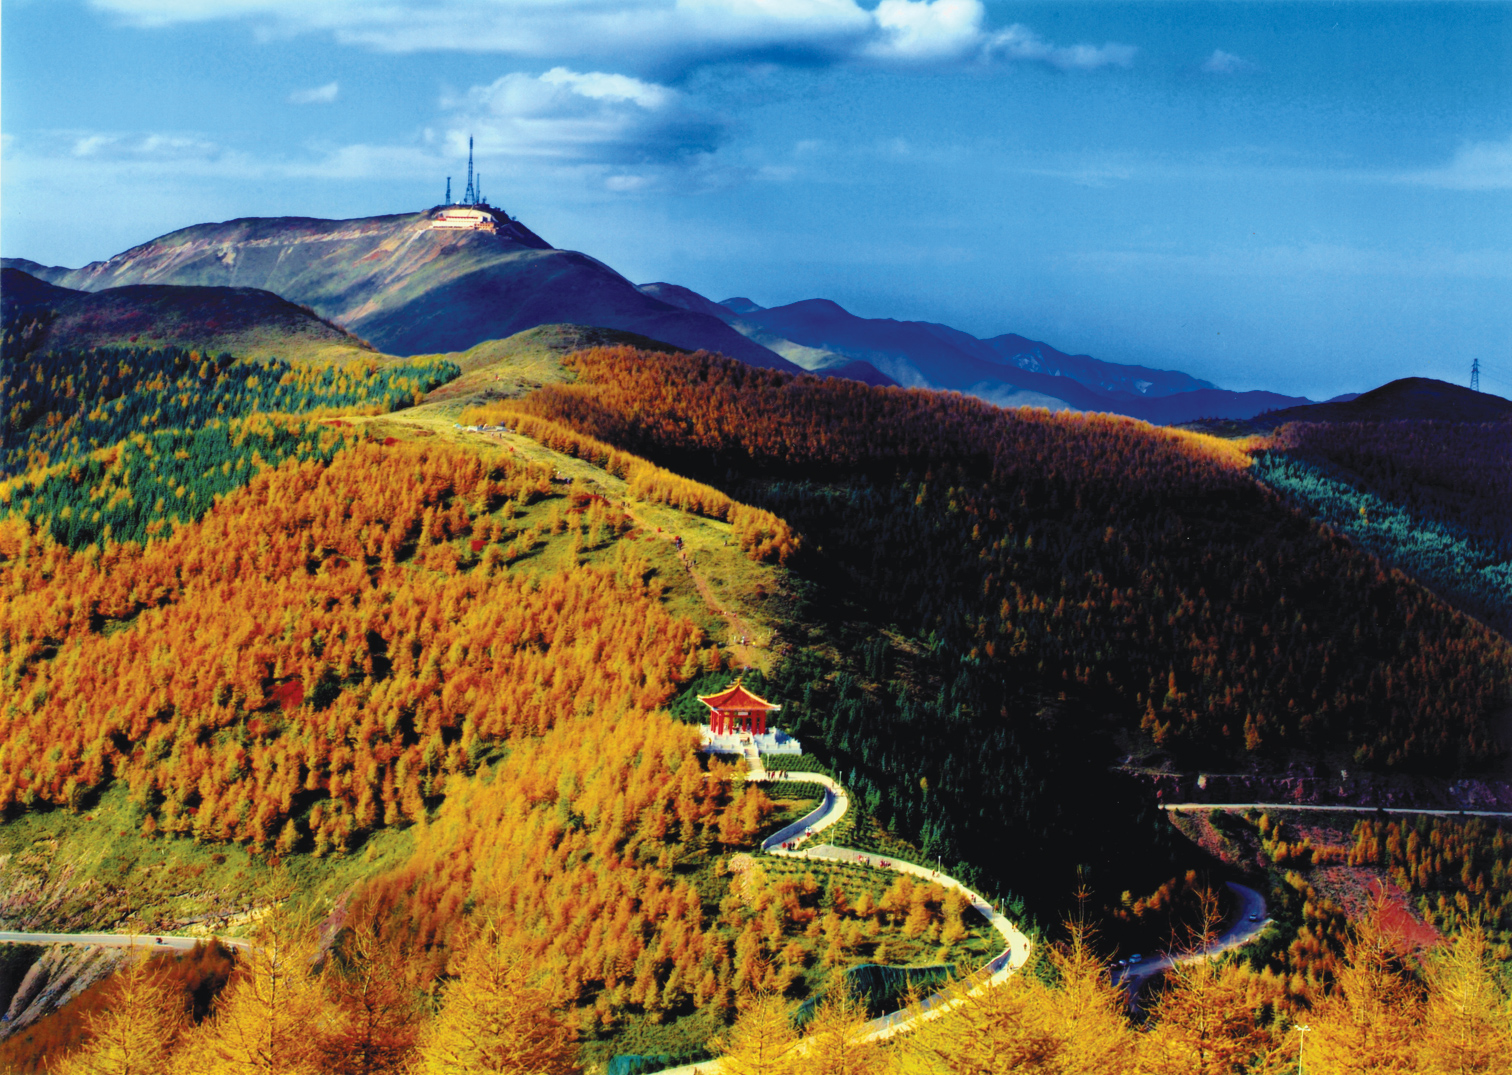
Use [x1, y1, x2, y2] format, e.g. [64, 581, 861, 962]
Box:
[3, 1, 1510, 399]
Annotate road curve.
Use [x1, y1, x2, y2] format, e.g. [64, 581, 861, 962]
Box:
[0, 931, 250, 952]
[656, 765, 1036, 1075]
[1111, 880, 1269, 1001]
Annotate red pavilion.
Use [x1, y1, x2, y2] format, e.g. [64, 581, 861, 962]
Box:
[699, 679, 781, 736]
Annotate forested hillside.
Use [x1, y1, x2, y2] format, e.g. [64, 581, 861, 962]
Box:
[7, 328, 1512, 1073]
[481, 346, 1512, 911]
[1254, 418, 1512, 636]
[0, 334, 1005, 1069]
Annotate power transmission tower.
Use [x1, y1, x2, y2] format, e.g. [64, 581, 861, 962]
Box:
[1471, 358, 1481, 392]
[463, 136, 476, 205]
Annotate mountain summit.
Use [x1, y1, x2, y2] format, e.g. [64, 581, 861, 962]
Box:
[20, 209, 797, 369]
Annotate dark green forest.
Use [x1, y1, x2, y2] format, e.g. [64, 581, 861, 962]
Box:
[497, 345, 1512, 916]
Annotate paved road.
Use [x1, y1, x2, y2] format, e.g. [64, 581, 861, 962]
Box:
[0, 931, 250, 951]
[758, 771, 848, 852]
[757, 774, 1033, 1036]
[1164, 802, 1512, 819]
[659, 770, 1035, 1075]
[1110, 881, 1269, 1001]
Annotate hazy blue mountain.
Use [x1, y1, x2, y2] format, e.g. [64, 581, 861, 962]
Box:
[645, 290, 1313, 423]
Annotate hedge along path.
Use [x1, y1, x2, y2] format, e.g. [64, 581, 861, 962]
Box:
[659, 766, 1035, 1075]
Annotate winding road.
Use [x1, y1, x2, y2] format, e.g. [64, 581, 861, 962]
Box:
[1163, 802, 1512, 819]
[0, 931, 250, 952]
[1110, 880, 1270, 1003]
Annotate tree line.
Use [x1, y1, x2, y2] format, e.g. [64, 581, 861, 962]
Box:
[39, 901, 1512, 1075]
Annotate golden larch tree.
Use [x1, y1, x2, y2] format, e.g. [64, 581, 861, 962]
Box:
[51, 948, 186, 1075]
[413, 920, 580, 1075]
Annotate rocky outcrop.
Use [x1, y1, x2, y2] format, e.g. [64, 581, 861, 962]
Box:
[0, 944, 126, 1040]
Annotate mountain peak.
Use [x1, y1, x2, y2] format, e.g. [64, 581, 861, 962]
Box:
[26, 211, 797, 369]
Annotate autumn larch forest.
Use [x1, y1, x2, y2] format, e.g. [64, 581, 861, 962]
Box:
[2, 323, 1510, 1073]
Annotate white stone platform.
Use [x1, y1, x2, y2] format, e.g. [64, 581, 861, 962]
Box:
[698, 726, 802, 756]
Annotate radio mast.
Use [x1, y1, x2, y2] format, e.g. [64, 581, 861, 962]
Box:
[463, 137, 476, 205]
[1472, 358, 1481, 393]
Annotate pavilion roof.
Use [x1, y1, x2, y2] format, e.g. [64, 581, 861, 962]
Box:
[697, 680, 781, 712]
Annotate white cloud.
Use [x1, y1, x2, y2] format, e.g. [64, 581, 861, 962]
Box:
[1407, 133, 1512, 191]
[539, 68, 672, 110]
[1201, 50, 1256, 75]
[287, 81, 339, 104]
[985, 24, 1136, 70]
[88, 1, 1134, 74]
[68, 131, 222, 160]
[451, 67, 724, 165]
[866, 0, 982, 62]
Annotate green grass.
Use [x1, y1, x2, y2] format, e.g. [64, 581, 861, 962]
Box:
[0, 782, 415, 936]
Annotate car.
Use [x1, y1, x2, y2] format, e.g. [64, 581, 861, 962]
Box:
[1249, 913, 1260, 922]
[1128, 954, 1142, 963]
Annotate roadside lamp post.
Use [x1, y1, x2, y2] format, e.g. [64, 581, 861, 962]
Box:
[1295, 1024, 1311, 1075]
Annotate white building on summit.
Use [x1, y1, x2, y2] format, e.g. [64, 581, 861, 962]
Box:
[434, 134, 495, 231]
[431, 208, 496, 232]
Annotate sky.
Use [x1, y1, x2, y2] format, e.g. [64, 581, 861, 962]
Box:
[3, 1, 1510, 399]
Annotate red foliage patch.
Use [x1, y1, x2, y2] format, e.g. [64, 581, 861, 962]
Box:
[383, 436, 400, 446]
[270, 680, 304, 710]
[470, 539, 488, 552]
[1366, 876, 1441, 952]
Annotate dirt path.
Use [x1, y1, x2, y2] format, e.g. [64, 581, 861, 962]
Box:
[621, 503, 766, 668]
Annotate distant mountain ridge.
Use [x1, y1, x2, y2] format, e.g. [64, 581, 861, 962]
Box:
[1186, 378, 1512, 435]
[6, 205, 1321, 420]
[4, 209, 800, 373]
[640, 284, 1311, 424]
[1, 266, 374, 364]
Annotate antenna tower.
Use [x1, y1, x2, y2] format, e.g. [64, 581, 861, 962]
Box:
[463, 136, 476, 205]
[445, 177, 451, 205]
[1472, 358, 1481, 393]
[476, 174, 484, 205]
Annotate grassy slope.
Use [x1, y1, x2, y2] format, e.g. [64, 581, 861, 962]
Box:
[387, 325, 793, 663]
[411, 324, 690, 408]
